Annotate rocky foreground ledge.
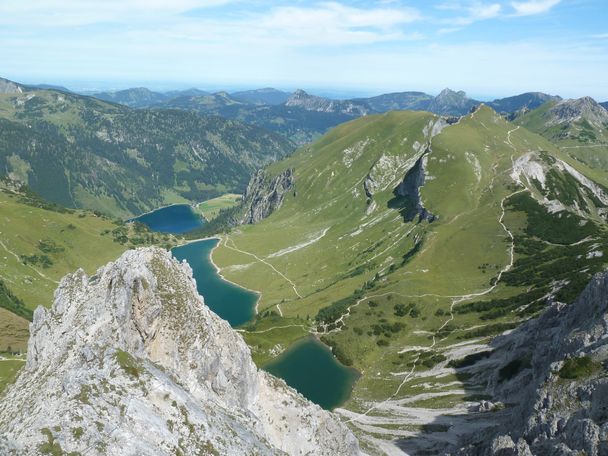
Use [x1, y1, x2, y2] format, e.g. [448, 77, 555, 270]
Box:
[0, 248, 360, 455]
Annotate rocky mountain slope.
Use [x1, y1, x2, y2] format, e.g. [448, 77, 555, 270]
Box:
[0, 248, 360, 455]
[211, 105, 608, 454]
[516, 96, 608, 189]
[455, 271, 608, 456]
[0, 78, 294, 217]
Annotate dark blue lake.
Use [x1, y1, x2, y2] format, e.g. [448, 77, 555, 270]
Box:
[263, 336, 360, 410]
[132, 204, 205, 234]
[171, 239, 258, 327]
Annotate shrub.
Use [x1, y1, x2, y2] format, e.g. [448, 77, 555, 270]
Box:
[559, 356, 599, 379]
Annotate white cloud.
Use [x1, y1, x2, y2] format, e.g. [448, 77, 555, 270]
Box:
[437, 1, 502, 26]
[254, 2, 422, 45]
[510, 0, 561, 17]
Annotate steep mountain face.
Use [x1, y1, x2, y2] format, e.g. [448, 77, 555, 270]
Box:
[452, 272, 608, 456]
[241, 168, 295, 224]
[0, 248, 360, 455]
[487, 91, 561, 114]
[0, 84, 294, 217]
[427, 88, 480, 115]
[231, 88, 292, 105]
[211, 106, 608, 454]
[601, 101, 608, 110]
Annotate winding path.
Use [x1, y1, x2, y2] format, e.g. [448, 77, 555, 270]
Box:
[222, 237, 303, 299]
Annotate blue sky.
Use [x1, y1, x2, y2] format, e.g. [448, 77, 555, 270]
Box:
[1, 0, 607, 99]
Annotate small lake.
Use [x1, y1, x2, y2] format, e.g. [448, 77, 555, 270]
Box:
[139, 205, 358, 410]
[172, 239, 257, 327]
[132, 204, 205, 234]
[263, 336, 359, 410]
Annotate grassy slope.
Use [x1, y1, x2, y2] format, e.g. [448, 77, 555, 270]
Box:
[0, 190, 127, 312]
[196, 193, 242, 221]
[212, 106, 608, 452]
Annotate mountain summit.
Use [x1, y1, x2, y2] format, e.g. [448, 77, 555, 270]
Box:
[427, 88, 479, 115]
[0, 248, 360, 455]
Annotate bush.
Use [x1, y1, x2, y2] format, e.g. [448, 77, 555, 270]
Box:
[559, 356, 599, 379]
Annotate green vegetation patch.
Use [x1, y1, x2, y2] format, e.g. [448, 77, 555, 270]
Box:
[115, 349, 143, 378]
[559, 356, 600, 379]
[507, 192, 598, 245]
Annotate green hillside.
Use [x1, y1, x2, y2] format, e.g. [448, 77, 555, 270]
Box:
[0, 183, 182, 353]
[212, 106, 608, 453]
[0, 86, 294, 218]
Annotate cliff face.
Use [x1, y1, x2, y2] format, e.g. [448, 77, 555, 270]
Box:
[241, 169, 295, 224]
[0, 248, 360, 455]
[456, 272, 608, 456]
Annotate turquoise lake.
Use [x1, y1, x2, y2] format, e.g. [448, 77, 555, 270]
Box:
[139, 206, 358, 409]
[132, 204, 205, 234]
[172, 239, 257, 327]
[263, 336, 359, 410]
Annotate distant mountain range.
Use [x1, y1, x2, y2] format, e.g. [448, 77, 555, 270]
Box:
[0, 77, 294, 217]
[102, 87, 561, 143]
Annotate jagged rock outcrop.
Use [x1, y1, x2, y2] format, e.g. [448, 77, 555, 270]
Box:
[455, 272, 608, 456]
[0, 248, 360, 455]
[241, 168, 295, 224]
[392, 154, 435, 223]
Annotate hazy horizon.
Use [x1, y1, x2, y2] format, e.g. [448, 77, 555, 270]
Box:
[2, 0, 607, 100]
[2, 75, 589, 103]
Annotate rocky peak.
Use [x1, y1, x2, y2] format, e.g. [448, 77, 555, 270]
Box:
[428, 88, 479, 116]
[549, 96, 608, 127]
[0, 248, 360, 455]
